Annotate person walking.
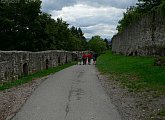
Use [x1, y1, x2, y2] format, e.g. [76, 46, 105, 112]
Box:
[93, 52, 98, 65]
[82, 52, 87, 65]
[78, 51, 83, 65]
[87, 52, 92, 65]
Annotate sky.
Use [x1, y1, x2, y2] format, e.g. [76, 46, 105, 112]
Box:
[41, 0, 138, 39]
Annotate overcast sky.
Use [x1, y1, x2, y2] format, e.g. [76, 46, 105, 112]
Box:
[41, 0, 138, 39]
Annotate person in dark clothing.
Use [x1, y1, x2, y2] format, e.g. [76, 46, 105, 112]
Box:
[93, 52, 98, 65]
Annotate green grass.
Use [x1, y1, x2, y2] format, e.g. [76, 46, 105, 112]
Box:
[96, 51, 165, 93]
[0, 62, 75, 91]
[158, 109, 165, 116]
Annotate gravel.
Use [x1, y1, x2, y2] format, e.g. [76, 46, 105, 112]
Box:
[98, 74, 165, 120]
[0, 76, 49, 120]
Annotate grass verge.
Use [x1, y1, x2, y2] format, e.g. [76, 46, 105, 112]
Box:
[96, 51, 165, 94]
[0, 62, 75, 91]
[158, 109, 165, 116]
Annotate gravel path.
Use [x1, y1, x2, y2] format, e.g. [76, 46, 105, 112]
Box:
[0, 76, 48, 120]
[11, 65, 121, 120]
[0, 65, 164, 120]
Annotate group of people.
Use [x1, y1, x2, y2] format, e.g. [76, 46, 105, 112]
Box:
[78, 51, 98, 65]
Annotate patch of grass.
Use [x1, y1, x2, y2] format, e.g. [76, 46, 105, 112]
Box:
[158, 109, 165, 116]
[0, 62, 75, 91]
[96, 51, 165, 93]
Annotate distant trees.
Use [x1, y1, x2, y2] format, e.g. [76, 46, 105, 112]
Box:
[0, 0, 87, 51]
[0, 0, 111, 53]
[116, 0, 163, 33]
[88, 35, 107, 54]
[70, 26, 87, 51]
[104, 38, 110, 49]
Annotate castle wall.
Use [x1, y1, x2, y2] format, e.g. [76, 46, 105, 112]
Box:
[0, 50, 74, 83]
[112, 11, 165, 56]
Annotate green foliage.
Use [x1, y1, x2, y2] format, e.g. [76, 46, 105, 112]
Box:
[116, 0, 163, 33]
[97, 51, 165, 93]
[137, 0, 161, 12]
[158, 109, 165, 116]
[88, 35, 107, 54]
[69, 26, 87, 51]
[160, 1, 165, 19]
[0, 1, 87, 51]
[104, 38, 110, 49]
[0, 62, 75, 91]
[116, 6, 144, 33]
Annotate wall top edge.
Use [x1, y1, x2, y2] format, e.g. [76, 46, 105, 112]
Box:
[0, 50, 73, 54]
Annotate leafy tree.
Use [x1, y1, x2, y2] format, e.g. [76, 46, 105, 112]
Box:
[116, 6, 143, 33]
[137, 0, 162, 12]
[0, 0, 87, 51]
[88, 35, 107, 54]
[104, 38, 110, 49]
[78, 27, 87, 50]
[69, 26, 87, 51]
[0, 0, 42, 51]
[116, 0, 163, 33]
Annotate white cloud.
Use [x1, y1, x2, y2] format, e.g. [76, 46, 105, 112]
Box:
[50, 4, 125, 39]
[41, 0, 138, 12]
[82, 24, 117, 38]
[41, 0, 76, 12]
[41, 0, 139, 39]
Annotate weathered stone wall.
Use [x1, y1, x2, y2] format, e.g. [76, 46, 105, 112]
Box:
[112, 11, 165, 56]
[0, 50, 74, 83]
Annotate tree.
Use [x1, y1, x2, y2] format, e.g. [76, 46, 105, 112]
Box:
[137, 0, 161, 12]
[104, 38, 110, 49]
[69, 26, 87, 51]
[0, 0, 42, 51]
[116, 0, 163, 33]
[0, 0, 87, 51]
[88, 35, 107, 54]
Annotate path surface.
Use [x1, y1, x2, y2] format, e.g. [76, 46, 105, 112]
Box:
[12, 65, 121, 120]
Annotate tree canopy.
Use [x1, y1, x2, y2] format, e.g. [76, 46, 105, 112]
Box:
[116, 0, 164, 33]
[88, 35, 107, 54]
[0, 0, 87, 51]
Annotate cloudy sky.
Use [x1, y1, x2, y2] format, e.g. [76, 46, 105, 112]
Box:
[41, 0, 138, 39]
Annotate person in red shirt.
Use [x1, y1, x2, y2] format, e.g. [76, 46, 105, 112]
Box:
[82, 52, 87, 65]
[87, 52, 92, 65]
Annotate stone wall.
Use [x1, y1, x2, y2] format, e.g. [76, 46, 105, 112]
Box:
[112, 11, 165, 56]
[0, 50, 74, 83]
